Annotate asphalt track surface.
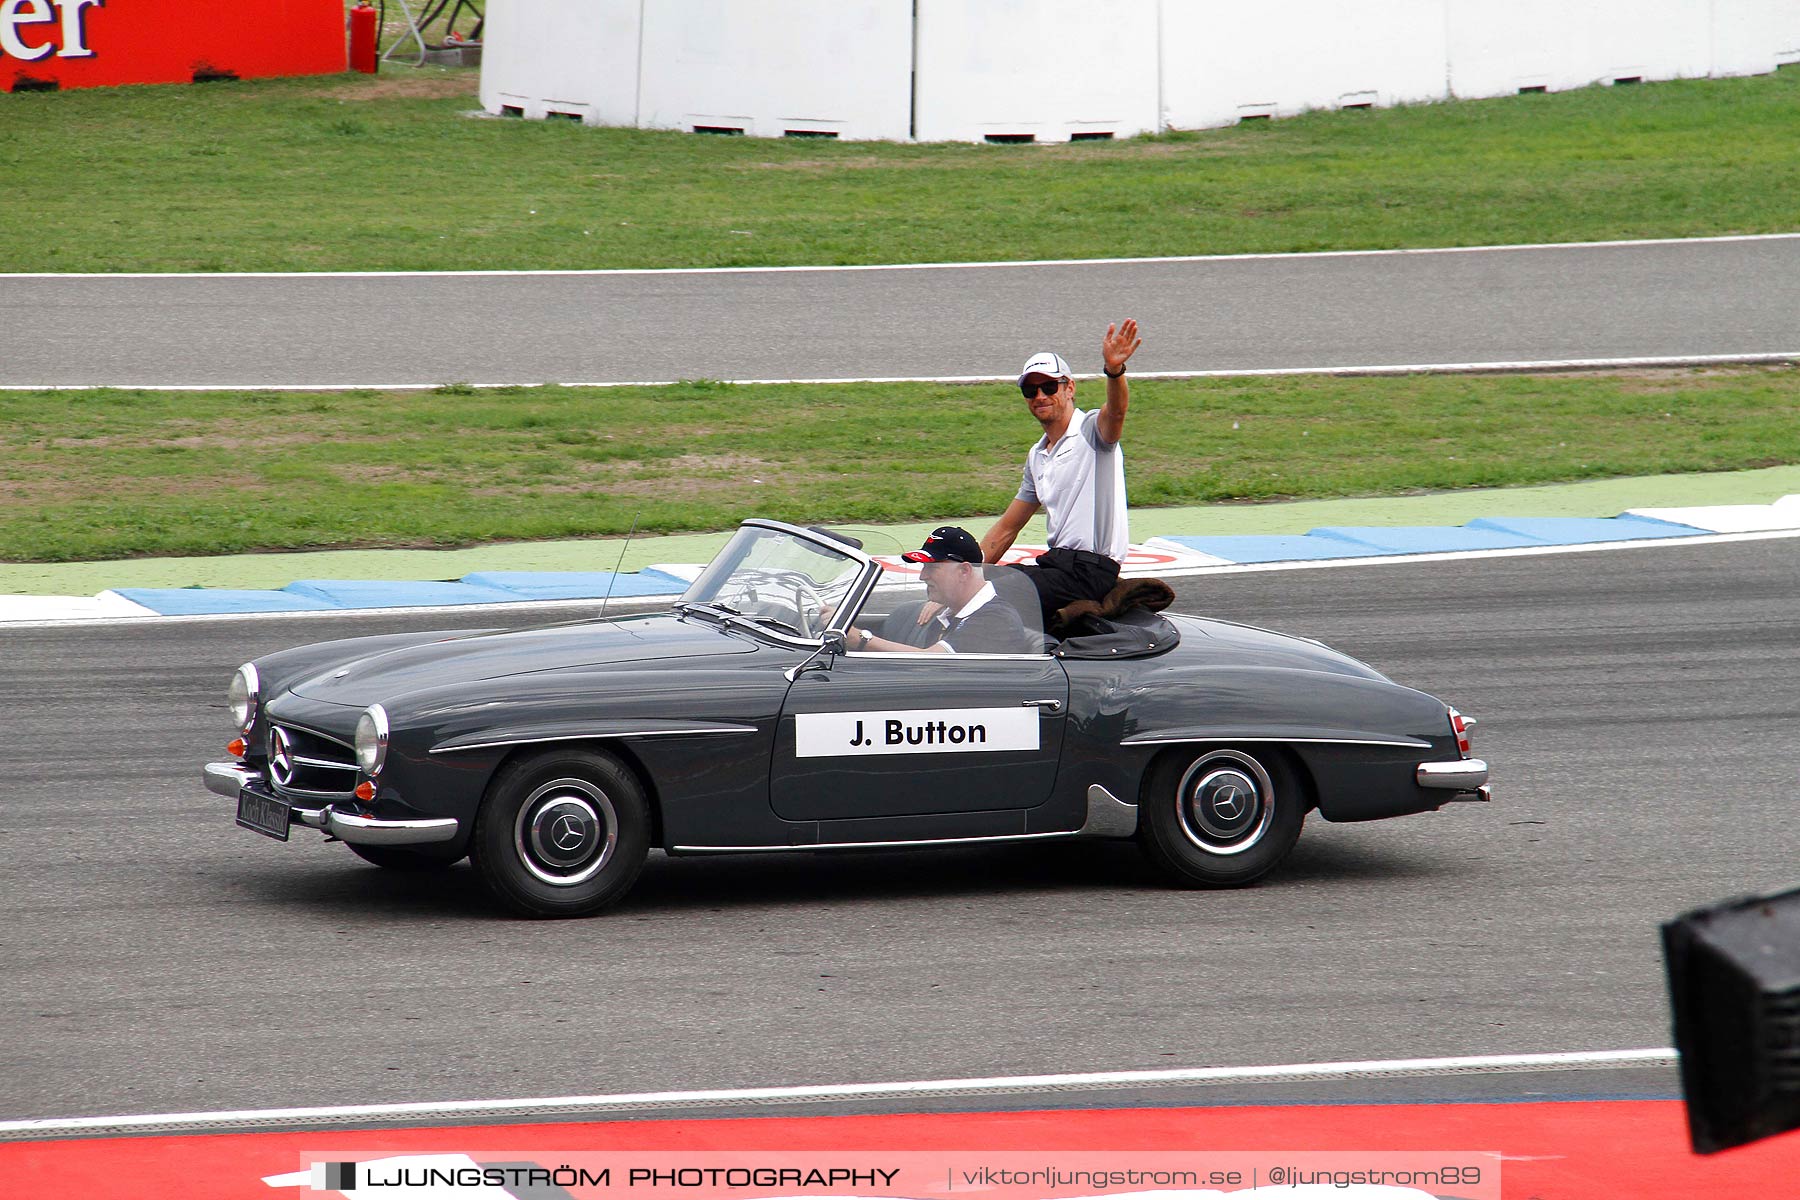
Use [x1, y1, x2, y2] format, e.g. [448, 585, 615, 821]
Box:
[3, 535, 1795, 1125]
[6, 235, 1800, 388]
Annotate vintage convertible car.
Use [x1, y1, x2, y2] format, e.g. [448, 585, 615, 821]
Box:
[205, 519, 1488, 917]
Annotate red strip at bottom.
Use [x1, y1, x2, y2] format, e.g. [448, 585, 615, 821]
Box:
[2, 1099, 1795, 1199]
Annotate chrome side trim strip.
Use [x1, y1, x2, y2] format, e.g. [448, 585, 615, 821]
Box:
[1122, 734, 1432, 749]
[1417, 759, 1490, 790]
[842, 651, 1056, 662]
[672, 829, 1080, 854]
[1079, 784, 1138, 838]
[675, 784, 1140, 854]
[326, 812, 459, 845]
[432, 726, 757, 755]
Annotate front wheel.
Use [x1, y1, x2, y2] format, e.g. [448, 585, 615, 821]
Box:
[470, 748, 651, 918]
[1138, 746, 1305, 888]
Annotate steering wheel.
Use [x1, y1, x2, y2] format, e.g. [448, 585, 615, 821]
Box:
[723, 567, 828, 636]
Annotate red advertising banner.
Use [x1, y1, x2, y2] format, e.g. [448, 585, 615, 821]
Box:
[1, 0, 346, 92]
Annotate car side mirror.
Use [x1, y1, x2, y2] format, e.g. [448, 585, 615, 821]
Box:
[784, 630, 845, 683]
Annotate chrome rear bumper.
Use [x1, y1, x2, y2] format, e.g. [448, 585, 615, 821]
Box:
[204, 761, 458, 845]
[1416, 758, 1490, 799]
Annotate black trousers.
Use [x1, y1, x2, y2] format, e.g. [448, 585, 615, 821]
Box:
[1007, 547, 1120, 627]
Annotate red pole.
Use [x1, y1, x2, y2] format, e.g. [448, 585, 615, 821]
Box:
[349, 2, 379, 74]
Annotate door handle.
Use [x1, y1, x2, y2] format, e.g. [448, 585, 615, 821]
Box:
[1023, 699, 1064, 713]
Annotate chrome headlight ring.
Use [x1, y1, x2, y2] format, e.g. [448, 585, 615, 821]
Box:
[228, 663, 260, 732]
[355, 704, 390, 776]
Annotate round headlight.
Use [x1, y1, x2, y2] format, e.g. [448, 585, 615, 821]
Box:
[355, 704, 390, 775]
[228, 663, 260, 731]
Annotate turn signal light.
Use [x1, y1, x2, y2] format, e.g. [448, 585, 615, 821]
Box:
[227, 737, 247, 758]
[354, 781, 376, 802]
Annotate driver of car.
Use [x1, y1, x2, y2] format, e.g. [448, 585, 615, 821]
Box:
[847, 527, 1036, 655]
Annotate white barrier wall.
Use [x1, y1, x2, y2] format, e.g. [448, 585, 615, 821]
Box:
[1568, 0, 1711, 86]
[1160, 0, 1447, 129]
[480, 0, 1800, 141]
[1711, 0, 1800, 77]
[479, 0, 641, 124]
[636, 0, 911, 140]
[1444, 1, 1597, 98]
[913, 0, 1160, 143]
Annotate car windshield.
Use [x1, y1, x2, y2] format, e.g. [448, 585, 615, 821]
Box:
[678, 523, 869, 641]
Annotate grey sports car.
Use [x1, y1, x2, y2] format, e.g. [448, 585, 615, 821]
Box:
[205, 519, 1489, 917]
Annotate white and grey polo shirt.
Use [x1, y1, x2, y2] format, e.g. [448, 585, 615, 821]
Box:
[1016, 408, 1129, 563]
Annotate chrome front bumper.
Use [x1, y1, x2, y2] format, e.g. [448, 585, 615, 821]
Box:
[204, 761, 459, 845]
[1416, 758, 1490, 801]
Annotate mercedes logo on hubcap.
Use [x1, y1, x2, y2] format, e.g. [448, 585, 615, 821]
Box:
[550, 813, 587, 852]
[269, 727, 295, 787]
[1210, 783, 1246, 821]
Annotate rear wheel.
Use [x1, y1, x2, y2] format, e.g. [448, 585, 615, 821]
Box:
[470, 748, 650, 918]
[1138, 746, 1305, 887]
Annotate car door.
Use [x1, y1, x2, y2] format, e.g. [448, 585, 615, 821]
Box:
[770, 650, 1070, 822]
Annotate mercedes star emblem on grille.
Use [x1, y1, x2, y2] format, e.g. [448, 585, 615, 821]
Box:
[269, 727, 295, 787]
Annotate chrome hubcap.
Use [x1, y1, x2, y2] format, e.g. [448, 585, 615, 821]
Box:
[514, 777, 618, 886]
[1176, 751, 1274, 855]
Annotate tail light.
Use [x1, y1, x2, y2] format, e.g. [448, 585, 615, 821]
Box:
[1448, 707, 1475, 757]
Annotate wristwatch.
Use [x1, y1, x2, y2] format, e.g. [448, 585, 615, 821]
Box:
[1104, 364, 1126, 378]
[855, 628, 873, 650]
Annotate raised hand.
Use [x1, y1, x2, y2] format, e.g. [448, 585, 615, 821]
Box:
[1101, 318, 1142, 374]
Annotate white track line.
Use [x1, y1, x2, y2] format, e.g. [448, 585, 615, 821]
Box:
[10, 353, 1797, 393]
[1147, 527, 1800, 575]
[0, 1048, 1676, 1137]
[4, 231, 1797, 280]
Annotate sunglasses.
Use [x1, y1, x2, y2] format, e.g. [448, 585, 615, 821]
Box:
[1020, 378, 1066, 399]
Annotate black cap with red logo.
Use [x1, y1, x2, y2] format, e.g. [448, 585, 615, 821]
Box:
[902, 526, 983, 565]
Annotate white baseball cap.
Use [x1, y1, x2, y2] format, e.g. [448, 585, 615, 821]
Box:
[1017, 351, 1071, 383]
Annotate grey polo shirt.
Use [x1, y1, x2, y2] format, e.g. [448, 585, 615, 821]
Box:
[1016, 408, 1129, 562]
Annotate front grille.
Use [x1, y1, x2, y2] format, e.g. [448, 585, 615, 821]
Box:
[267, 724, 358, 800]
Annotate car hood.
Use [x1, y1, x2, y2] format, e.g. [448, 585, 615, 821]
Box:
[287, 615, 756, 706]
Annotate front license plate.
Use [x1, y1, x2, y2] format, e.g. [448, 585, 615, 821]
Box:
[236, 789, 291, 842]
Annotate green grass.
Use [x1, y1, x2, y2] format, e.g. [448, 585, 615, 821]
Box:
[1, 67, 1797, 272]
[2, 369, 1796, 562]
